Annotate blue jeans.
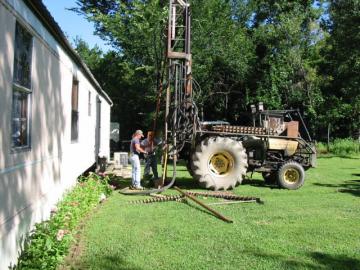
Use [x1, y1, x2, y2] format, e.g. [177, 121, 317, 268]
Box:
[144, 154, 158, 179]
[130, 154, 141, 187]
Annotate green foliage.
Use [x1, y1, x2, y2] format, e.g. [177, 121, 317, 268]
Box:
[74, 37, 103, 68]
[318, 0, 360, 138]
[72, 0, 168, 82]
[72, 0, 168, 138]
[191, 0, 255, 120]
[12, 174, 113, 270]
[316, 139, 360, 156]
[248, 1, 323, 114]
[72, 0, 359, 139]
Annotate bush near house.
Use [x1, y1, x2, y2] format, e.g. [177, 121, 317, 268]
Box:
[316, 139, 360, 155]
[11, 173, 113, 270]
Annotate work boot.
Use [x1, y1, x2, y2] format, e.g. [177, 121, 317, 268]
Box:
[145, 178, 154, 188]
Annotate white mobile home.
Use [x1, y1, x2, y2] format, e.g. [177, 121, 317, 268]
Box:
[0, 0, 112, 267]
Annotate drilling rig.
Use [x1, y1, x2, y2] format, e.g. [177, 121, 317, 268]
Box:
[164, 0, 316, 191]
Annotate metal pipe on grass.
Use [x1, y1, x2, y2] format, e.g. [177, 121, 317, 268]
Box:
[174, 186, 233, 223]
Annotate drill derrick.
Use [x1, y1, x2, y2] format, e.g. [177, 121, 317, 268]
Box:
[167, 0, 192, 96]
[165, 0, 198, 156]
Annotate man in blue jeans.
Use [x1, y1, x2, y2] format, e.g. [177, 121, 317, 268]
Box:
[129, 130, 148, 190]
[141, 131, 160, 184]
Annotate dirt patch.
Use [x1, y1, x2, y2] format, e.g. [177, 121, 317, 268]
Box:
[58, 204, 103, 270]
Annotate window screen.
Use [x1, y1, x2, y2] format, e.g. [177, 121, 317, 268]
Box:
[12, 22, 33, 149]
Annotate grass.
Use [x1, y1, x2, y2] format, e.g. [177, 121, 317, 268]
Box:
[62, 157, 360, 270]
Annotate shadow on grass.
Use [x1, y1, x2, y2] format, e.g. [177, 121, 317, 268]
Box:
[312, 179, 360, 197]
[310, 252, 360, 270]
[173, 176, 201, 190]
[71, 248, 360, 270]
[75, 255, 142, 270]
[242, 178, 280, 189]
[247, 250, 360, 270]
[169, 176, 279, 190]
[172, 167, 189, 172]
[108, 176, 132, 190]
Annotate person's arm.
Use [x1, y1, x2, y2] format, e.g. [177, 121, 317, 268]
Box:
[135, 142, 147, 154]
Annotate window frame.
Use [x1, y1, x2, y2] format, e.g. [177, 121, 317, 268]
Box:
[11, 21, 33, 152]
[88, 90, 92, 117]
[71, 78, 79, 143]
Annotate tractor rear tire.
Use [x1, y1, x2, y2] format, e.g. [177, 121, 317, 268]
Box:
[277, 161, 305, 190]
[192, 137, 248, 190]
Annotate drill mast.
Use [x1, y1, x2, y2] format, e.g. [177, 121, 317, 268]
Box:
[165, 0, 198, 154]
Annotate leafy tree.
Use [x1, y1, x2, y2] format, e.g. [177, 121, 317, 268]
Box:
[246, 1, 323, 111]
[191, 0, 255, 123]
[72, 0, 168, 90]
[74, 38, 155, 140]
[74, 37, 103, 68]
[71, 0, 358, 140]
[72, 1, 169, 138]
[319, 0, 360, 138]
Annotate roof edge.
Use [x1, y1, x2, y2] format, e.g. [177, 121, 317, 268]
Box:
[23, 0, 113, 106]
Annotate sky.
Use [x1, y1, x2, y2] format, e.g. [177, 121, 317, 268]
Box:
[42, 0, 111, 52]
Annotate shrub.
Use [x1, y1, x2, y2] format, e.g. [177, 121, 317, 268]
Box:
[316, 139, 360, 156]
[316, 141, 328, 155]
[11, 173, 113, 270]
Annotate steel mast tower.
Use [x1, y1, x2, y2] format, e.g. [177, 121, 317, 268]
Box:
[165, 0, 197, 156]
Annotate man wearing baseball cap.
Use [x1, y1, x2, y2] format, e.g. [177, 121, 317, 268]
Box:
[129, 130, 147, 189]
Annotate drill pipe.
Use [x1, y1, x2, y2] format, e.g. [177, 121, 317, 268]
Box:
[186, 191, 262, 203]
[128, 194, 185, 204]
[174, 186, 233, 223]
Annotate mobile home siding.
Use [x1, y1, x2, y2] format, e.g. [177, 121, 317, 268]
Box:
[0, 0, 112, 268]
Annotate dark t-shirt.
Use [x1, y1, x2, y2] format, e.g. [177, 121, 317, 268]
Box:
[130, 138, 140, 154]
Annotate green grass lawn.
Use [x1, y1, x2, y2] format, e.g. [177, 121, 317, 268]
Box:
[63, 156, 360, 270]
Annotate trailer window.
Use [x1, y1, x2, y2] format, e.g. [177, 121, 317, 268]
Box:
[11, 22, 33, 149]
[88, 91, 91, 116]
[71, 79, 79, 142]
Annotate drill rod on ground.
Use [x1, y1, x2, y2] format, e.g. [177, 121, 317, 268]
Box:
[174, 186, 233, 223]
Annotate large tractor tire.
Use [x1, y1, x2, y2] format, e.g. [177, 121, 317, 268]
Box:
[277, 161, 305, 190]
[192, 137, 248, 190]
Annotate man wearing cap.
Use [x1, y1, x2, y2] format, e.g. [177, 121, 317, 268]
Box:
[129, 130, 147, 189]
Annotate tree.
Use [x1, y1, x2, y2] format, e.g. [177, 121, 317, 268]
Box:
[72, 1, 169, 138]
[71, 0, 358, 140]
[74, 37, 103, 69]
[246, 1, 323, 111]
[74, 38, 155, 139]
[190, 0, 255, 122]
[72, 0, 168, 89]
[319, 0, 360, 138]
